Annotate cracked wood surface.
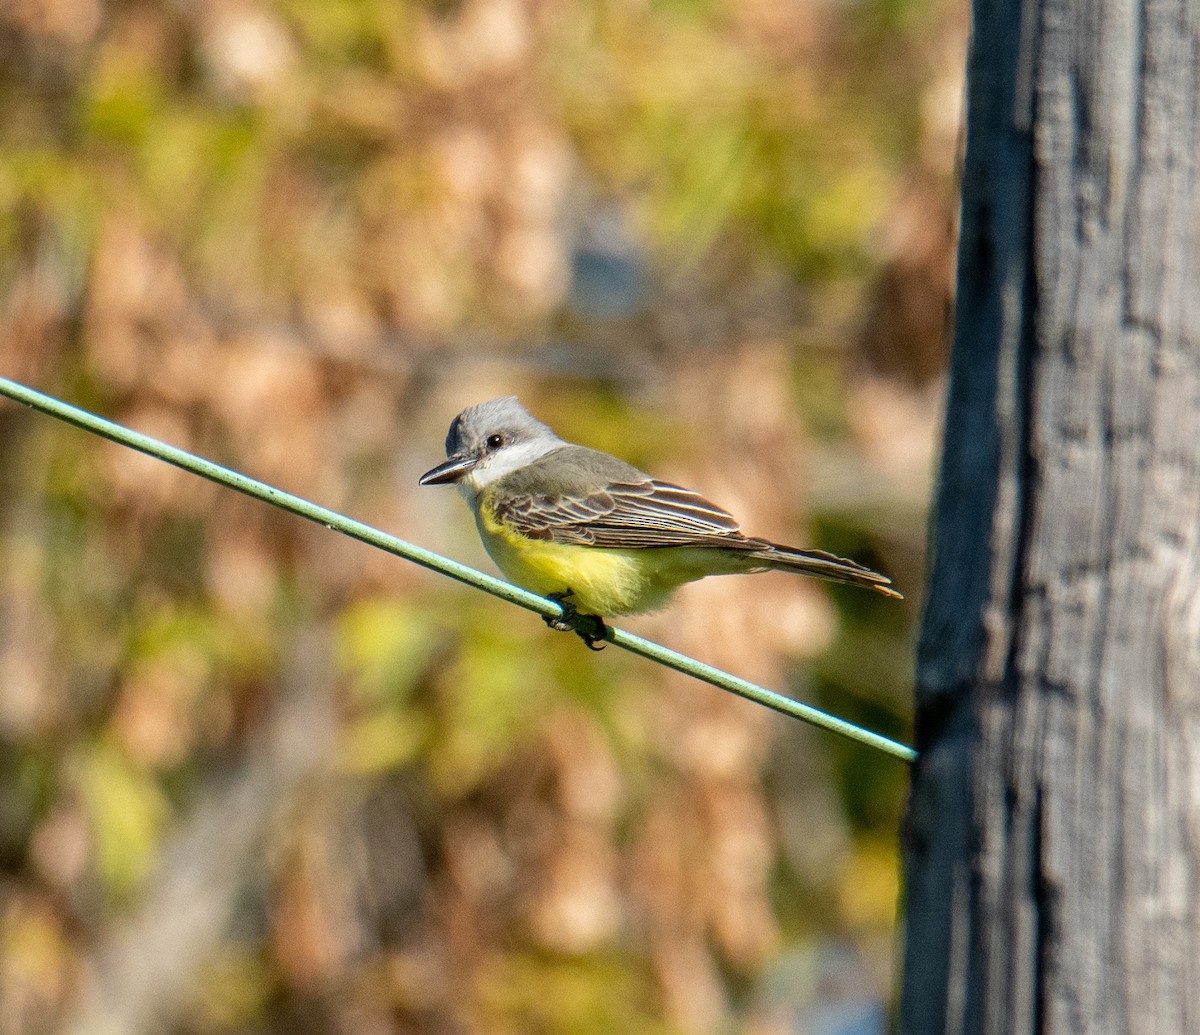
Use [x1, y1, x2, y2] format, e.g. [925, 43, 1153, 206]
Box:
[899, 0, 1200, 1028]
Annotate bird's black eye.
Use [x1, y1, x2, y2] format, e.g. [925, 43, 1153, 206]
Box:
[486, 433, 504, 449]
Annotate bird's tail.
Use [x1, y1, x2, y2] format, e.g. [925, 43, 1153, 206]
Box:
[749, 542, 903, 599]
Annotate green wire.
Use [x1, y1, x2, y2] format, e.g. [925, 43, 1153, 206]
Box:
[0, 376, 916, 763]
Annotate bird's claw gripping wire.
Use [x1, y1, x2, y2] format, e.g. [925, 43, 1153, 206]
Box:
[545, 590, 609, 651]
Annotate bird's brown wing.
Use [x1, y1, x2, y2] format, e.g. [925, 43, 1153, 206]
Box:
[494, 478, 753, 550]
[491, 466, 901, 596]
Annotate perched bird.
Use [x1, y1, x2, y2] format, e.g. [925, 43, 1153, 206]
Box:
[420, 397, 900, 647]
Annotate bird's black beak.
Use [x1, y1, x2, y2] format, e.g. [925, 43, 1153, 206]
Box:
[419, 454, 478, 485]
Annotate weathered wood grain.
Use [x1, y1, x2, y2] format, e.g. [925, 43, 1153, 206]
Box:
[899, 0, 1200, 1026]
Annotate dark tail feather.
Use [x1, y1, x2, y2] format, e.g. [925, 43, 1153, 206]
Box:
[751, 542, 903, 599]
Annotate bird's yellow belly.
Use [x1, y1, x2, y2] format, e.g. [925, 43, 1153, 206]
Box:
[474, 502, 705, 616]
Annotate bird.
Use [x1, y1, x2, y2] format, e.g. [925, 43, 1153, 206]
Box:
[419, 397, 900, 648]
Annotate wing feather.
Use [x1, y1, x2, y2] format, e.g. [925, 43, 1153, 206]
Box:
[495, 479, 751, 549]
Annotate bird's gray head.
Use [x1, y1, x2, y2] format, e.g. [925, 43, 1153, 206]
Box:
[419, 397, 563, 494]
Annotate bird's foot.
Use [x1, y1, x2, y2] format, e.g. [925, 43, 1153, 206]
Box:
[544, 590, 609, 651]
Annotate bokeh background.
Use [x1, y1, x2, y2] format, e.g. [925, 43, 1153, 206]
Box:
[0, 0, 961, 1030]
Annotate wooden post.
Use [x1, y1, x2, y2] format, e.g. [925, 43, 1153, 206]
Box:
[899, 0, 1200, 1027]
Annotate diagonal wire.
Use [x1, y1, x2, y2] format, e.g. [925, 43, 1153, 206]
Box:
[0, 376, 916, 763]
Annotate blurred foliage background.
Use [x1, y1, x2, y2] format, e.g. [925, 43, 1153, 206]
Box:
[0, 0, 961, 1030]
